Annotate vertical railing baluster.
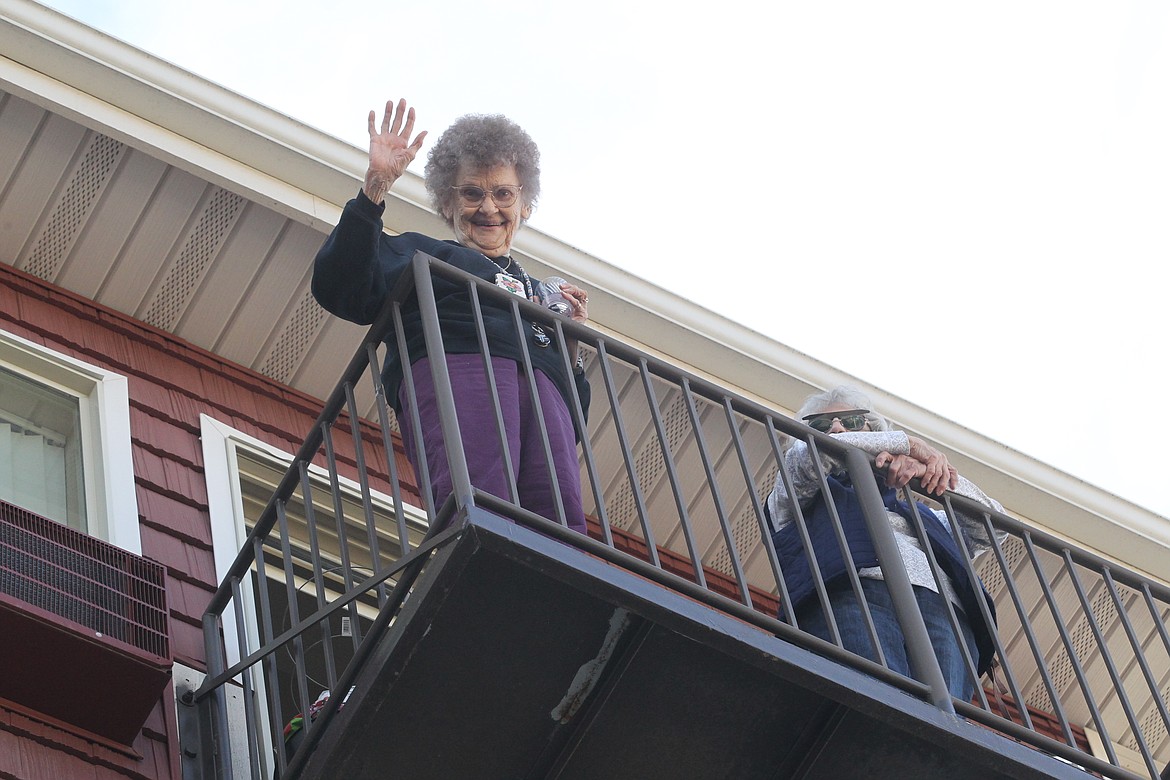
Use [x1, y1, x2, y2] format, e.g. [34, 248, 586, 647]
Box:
[899, 491, 982, 705]
[410, 251, 473, 519]
[845, 448, 952, 712]
[1140, 584, 1170, 658]
[344, 379, 386, 608]
[760, 418, 800, 626]
[723, 401, 781, 611]
[321, 418, 361, 651]
[1064, 553, 1159, 778]
[594, 340, 660, 566]
[230, 575, 264, 779]
[972, 514, 1036, 730]
[366, 341, 411, 563]
[678, 379, 748, 603]
[506, 293, 569, 527]
[555, 325, 610, 543]
[938, 498, 1024, 718]
[696, 393, 751, 605]
[202, 612, 234, 780]
[465, 281, 521, 506]
[251, 530, 286, 777]
[1022, 532, 1107, 755]
[802, 436, 882, 658]
[299, 463, 338, 694]
[638, 360, 704, 586]
[938, 499, 989, 708]
[274, 499, 311, 774]
[393, 311, 438, 523]
[1105, 570, 1170, 777]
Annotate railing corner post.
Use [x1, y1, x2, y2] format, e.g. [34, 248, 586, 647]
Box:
[411, 250, 475, 512]
[844, 447, 954, 713]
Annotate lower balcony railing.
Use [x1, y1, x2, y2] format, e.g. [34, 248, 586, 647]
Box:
[185, 251, 1170, 780]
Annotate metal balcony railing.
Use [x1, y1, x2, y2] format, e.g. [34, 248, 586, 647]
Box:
[188, 251, 1170, 780]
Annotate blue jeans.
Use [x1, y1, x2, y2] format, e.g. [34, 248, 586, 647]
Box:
[795, 578, 978, 702]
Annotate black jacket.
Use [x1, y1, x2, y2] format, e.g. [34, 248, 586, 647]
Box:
[312, 190, 590, 420]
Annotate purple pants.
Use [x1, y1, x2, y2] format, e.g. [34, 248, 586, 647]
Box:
[398, 354, 586, 535]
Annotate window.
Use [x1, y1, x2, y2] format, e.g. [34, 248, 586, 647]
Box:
[0, 365, 85, 527]
[200, 414, 426, 776]
[201, 415, 428, 634]
[0, 329, 139, 553]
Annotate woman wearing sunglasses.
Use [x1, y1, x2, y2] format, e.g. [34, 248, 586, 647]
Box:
[313, 99, 591, 535]
[765, 385, 1004, 702]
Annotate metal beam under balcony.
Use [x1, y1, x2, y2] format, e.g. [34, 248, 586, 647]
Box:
[288, 509, 1091, 780]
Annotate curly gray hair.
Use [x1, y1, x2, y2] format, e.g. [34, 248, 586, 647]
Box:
[424, 114, 541, 222]
[797, 385, 890, 432]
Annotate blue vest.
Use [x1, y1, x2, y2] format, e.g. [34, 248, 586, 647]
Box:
[770, 473, 996, 674]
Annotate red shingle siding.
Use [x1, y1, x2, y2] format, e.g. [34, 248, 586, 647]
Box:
[161, 571, 215, 620]
[129, 408, 204, 468]
[132, 448, 209, 508]
[167, 615, 209, 670]
[0, 700, 163, 780]
[199, 368, 261, 421]
[137, 524, 217, 588]
[135, 491, 211, 548]
[0, 712, 27, 777]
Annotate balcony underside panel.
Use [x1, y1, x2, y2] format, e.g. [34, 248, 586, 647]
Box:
[295, 512, 1096, 780]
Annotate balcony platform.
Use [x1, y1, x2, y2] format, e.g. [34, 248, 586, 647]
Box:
[295, 510, 1091, 780]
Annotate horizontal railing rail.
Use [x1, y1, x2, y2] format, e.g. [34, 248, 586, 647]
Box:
[194, 251, 1168, 780]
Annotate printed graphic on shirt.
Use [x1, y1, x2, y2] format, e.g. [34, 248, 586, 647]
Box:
[495, 272, 526, 298]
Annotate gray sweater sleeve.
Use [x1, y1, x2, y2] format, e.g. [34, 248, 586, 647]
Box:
[766, 431, 910, 534]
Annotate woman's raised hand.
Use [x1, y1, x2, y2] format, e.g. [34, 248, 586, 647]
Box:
[363, 99, 428, 204]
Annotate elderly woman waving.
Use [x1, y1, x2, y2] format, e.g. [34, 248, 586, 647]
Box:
[312, 99, 591, 534]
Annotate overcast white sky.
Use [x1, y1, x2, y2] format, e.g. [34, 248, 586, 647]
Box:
[39, 0, 1170, 520]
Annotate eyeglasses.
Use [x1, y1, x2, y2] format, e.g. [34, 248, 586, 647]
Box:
[802, 409, 870, 433]
[451, 184, 523, 208]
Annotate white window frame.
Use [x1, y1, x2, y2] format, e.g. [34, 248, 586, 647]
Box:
[200, 413, 425, 778]
[0, 329, 139, 553]
[200, 414, 427, 660]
